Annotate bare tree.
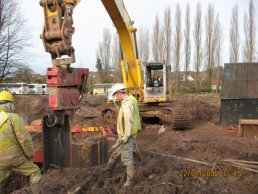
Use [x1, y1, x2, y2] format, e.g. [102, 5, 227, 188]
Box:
[138, 27, 150, 63]
[151, 15, 164, 61]
[229, 3, 240, 63]
[12, 67, 35, 83]
[184, 3, 191, 82]
[111, 33, 122, 82]
[163, 7, 172, 66]
[205, 3, 215, 87]
[0, 0, 29, 81]
[159, 27, 165, 61]
[211, 14, 218, 80]
[214, 15, 223, 92]
[243, 0, 256, 62]
[173, 3, 182, 91]
[97, 28, 112, 83]
[193, 2, 202, 90]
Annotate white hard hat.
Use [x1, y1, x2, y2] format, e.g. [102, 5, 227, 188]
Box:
[111, 83, 125, 96]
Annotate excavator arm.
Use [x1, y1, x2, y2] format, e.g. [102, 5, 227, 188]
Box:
[101, 0, 143, 92]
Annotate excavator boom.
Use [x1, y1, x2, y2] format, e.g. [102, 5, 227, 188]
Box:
[101, 0, 143, 98]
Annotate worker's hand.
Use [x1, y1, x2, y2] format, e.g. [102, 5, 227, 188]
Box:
[117, 139, 123, 144]
[121, 137, 128, 144]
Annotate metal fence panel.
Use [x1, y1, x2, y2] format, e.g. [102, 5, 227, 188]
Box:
[221, 63, 258, 99]
[221, 63, 258, 125]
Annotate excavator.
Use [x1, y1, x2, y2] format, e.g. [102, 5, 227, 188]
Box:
[39, 0, 190, 170]
[101, 0, 191, 129]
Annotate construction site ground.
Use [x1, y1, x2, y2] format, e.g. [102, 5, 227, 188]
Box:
[7, 93, 258, 193]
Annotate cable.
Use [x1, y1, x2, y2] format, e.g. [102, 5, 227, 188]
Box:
[141, 148, 212, 166]
[140, 147, 258, 173]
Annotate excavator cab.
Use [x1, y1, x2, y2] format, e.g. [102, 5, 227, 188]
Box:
[143, 62, 171, 103]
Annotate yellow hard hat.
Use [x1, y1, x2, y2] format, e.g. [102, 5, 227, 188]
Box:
[0, 90, 14, 102]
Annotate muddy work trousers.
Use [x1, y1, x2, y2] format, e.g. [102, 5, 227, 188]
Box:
[108, 136, 135, 167]
[0, 157, 41, 191]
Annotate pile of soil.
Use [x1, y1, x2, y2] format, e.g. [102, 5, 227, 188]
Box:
[7, 93, 258, 193]
[14, 95, 49, 124]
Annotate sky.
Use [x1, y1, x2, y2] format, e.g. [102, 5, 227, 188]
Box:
[20, 0, 257, 75]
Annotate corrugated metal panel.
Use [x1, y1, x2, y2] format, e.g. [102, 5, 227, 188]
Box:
[221, 63, 258, 99]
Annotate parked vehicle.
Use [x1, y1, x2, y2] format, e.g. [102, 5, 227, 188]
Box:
[28, 84, 48, 94]
[92, 83, 114, 98]
[0, 83, 29, 94]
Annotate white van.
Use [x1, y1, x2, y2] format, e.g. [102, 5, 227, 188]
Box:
[41, 84, 48, 94]
[28, 84, 48, 94]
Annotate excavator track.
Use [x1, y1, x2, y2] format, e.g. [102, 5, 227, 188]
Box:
[140, 103, 192, 129]
[102, 103, 192, 130]
[170, 108, 192, 129]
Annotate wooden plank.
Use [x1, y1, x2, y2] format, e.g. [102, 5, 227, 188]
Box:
[239, 119, 258, 138]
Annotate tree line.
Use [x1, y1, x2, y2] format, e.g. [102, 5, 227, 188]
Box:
[96, 0, 257, 91]
[0, 0, 256, 90]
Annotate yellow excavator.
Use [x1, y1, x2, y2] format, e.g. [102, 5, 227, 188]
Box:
[39, 0, 190, 169]
[101, 0, 190, 128]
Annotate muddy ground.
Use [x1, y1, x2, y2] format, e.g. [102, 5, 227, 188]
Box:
[6, 94, 258, 193]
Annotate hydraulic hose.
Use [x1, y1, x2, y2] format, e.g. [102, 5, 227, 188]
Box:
[79, 74, 88, 102]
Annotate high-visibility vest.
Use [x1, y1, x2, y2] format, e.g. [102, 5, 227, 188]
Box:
[118, 95, 141, 136]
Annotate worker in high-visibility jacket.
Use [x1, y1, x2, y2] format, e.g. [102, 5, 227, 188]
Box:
[0, 90, 41, 193]
[107, 84, 141, 187]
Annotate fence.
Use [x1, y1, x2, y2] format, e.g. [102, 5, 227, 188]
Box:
[221, 63, 258, 125]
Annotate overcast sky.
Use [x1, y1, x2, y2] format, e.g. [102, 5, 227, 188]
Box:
[20, 0, 257, 74]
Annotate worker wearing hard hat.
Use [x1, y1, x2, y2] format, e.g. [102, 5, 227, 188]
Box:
[106, 84, 141, 187]
[0, 90, 41, 193]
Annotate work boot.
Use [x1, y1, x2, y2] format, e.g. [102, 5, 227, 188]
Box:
[124, 165, 135, 187]
[30, 183, 41, 194]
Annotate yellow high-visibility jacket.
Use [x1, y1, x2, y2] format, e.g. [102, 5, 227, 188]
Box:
[117, 95, 141, 143]
[0, 107, 34, 167]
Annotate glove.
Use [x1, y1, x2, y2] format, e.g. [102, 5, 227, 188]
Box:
[121, 137, 128, 144]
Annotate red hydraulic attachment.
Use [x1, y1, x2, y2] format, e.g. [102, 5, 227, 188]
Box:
[46, 65, 89, 110]
[43, 65, 88, 171]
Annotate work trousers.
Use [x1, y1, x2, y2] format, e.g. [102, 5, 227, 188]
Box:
[0, 156, 41, 190]
[109, 135, 135, 166]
